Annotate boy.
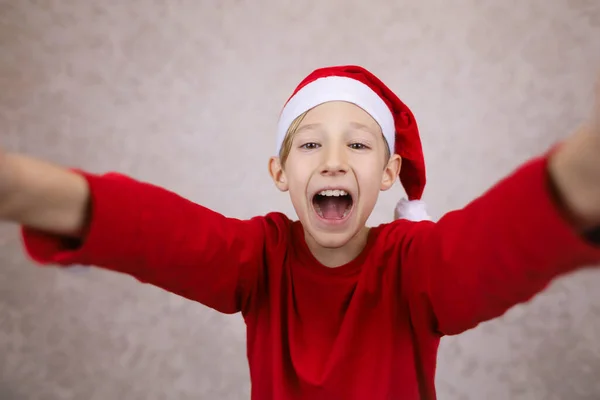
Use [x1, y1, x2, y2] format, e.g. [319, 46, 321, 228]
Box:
[1, 65, 600, 399]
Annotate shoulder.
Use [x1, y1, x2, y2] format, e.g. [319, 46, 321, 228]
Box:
[369, 219, 436, 252]
[247, 211, 296, 244]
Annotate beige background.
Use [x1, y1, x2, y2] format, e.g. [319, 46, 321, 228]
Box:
[1, 1, 600, 399]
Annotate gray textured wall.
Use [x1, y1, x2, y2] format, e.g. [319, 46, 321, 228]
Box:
[1, 1, 600, 399]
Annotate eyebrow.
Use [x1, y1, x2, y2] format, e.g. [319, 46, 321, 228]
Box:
[295, 122, 380, 136]
[348, 122, 380, 136]
[295, 123, 323, 134]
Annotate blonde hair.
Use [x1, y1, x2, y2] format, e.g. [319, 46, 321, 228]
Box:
[278, 110, 392, 167]
[278, 111, 308, 166]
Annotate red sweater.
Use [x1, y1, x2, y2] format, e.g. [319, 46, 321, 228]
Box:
[21, 155, 600, 399]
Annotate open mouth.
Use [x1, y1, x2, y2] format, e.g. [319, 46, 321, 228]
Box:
[312, 189, 354, 220]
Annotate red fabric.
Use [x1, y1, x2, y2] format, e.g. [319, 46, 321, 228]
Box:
[286, 65, 426, 201]
[21, 155, 600, 400]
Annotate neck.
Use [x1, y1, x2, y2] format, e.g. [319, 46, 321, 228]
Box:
[304, 226, 370, 267]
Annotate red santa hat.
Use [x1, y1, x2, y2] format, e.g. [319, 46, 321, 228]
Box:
[276, 65, 431, 222]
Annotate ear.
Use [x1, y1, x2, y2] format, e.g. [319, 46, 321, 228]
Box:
[381, 154, 402, 191]
[268, 156, 289, 192]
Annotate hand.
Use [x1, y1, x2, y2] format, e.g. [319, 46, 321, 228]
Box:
[548, 71, 600, 230]
[0, 150, 90, 235]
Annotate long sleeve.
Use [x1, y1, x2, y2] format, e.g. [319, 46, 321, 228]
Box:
[400, 154, 600, 336]
[20, 171, 267, 315]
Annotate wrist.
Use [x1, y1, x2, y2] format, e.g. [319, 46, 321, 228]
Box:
[0, 153, 90, 236]
[547, 128, 600, 230]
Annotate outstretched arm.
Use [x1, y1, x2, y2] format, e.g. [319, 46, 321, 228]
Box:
[400, 73, 600, 336]
[0, 152, 91, 237]
[0, 151, 268, 314]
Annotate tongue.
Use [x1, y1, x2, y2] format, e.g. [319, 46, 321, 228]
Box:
[319, 197, 347, 219]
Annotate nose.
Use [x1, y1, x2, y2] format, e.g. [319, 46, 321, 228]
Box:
[320, 145, 348, 176]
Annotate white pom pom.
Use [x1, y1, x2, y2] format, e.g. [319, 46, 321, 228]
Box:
[394, 198, 432, 222]
[63, 265, 89, 274]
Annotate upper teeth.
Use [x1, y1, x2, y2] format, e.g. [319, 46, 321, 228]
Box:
[319, 189, 348, 197]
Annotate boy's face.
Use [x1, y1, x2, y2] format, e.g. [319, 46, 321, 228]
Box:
[269, 101, 401, 250]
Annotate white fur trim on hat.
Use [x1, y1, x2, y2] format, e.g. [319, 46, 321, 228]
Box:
[275, 76, 396, 156]
[64, 265, 89, 274]
[394, 198, 431, 222]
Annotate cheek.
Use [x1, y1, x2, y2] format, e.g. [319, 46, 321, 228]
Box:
[356, 164, 386, 197]
[285, 168, 310, 198]
[286, 157, 316, 185]
[360, 161, 386, 182]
